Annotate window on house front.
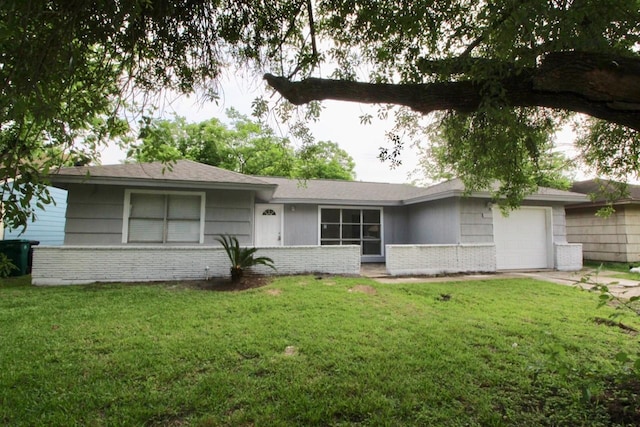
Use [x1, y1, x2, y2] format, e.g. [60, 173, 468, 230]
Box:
[124, 191, 205, 243]
[320, 208, 382, 255]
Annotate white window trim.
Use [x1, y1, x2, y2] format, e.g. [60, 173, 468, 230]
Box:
[317, 205, 384, 257]
[122, 189, 206, 244]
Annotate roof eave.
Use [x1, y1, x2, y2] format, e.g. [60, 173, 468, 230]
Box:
[49, 175, 277, 193]
[566, 199, 640, 209]
[403, 189, 589, 205]
[269, 197, 404, 206]
[520, 194, 590, 203]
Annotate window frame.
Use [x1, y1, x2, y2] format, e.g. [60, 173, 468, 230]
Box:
[318, 206, 384, 257]
[122, 189, 206, 244]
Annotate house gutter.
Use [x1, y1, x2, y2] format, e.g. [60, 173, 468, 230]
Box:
[49, 176, 278, 197]
[565, 199, 640, 209]
[267, 197, 404, 206]
[402, 189, 589, 205]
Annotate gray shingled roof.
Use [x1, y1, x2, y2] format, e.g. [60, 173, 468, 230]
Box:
[259, 176, 427, 205]
[50, 160, 273, 187]
[403, 178, 587, 203]
[48, 160, 587, 204]
[570, 179, 640, 205]
[260, 176, 587, 205]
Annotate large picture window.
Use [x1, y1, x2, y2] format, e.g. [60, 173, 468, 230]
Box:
[320, 207, 382, 256]
[123, 190, 205, 243]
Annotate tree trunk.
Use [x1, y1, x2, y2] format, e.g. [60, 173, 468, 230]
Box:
[264, 51, 640, 131]
[231, 267, 243, 283]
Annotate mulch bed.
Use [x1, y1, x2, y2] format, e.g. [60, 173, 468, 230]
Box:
[181, 275, 272, 292]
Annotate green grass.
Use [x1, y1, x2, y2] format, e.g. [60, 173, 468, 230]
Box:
[584, 260, 640, 281]
[1, 275, 639, 426]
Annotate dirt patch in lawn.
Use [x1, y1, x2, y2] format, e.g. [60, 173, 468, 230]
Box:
[348, 284, 377, 295]
[178, 275, 272, 292]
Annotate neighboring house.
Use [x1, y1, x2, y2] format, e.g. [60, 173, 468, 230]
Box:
[566, 179, 640, 263]
[32, 160, 587, 285]
[2, 186, 67, 245]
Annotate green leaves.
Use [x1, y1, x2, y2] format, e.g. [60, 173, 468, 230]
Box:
[215, 234, 275, 282]
[576, 119, 640, 182]
[415, 107, 573, 208]
[0, 254, 17, 278]
[128, 110, 357, 180]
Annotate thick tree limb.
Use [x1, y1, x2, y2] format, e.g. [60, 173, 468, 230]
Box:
[264, 51, 640, 130]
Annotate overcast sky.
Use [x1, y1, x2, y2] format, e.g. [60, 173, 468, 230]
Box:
[99, 76, 422, 184]
[99, 72, 592, 185]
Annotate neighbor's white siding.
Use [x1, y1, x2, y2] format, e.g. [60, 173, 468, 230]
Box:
[567, 205, 640, 263]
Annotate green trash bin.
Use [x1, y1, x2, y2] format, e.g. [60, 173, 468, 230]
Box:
[0, 239, 33, 276]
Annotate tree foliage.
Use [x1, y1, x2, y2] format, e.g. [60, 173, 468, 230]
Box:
[412, 109, 575, 205]
[3, 0, 640, 227]
[129, 110, 356, 179]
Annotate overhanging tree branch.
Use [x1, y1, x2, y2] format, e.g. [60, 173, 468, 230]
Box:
[264, 51, 640, 130]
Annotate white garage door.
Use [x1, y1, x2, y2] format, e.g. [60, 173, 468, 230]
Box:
[493, 207, 551, 270]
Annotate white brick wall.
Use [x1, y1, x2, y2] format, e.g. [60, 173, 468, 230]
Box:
[386, 244, 496, 276]
[32, 245, 361, 285]
[554, 243, 583, 271]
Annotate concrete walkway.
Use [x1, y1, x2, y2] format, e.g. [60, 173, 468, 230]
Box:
[361, 264, 640, 299]
[513, 269, 640, 299]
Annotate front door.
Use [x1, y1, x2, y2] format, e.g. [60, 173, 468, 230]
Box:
[255, 204, 283, 246]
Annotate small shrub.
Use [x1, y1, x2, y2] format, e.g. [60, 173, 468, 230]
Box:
[0, 253, 17, 278]
[216, 234, 275, 282]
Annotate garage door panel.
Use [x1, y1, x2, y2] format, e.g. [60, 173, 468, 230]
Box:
[494, 208, 550, 269]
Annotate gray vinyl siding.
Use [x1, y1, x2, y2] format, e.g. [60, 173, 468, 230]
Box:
[204, 190, 253, 245]
[3, 186, 67, 245]
[551, 205, 567, 243]
[64, 185, 255, 246]
[64, 184, 125, 244]
[459, 198, 494, 244]
[383, 206, 410, 245]
[407, 198, 460, 244]
[282, 204, 318, 245]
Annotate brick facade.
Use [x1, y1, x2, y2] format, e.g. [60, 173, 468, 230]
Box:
[32, 245, 361, 285]
[554, 243, 583, 271]
[386, 244, 496, 275]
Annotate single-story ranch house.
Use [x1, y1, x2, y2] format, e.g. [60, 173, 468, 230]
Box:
[567, 179, 640, 263]
[32, 160, 587, 285]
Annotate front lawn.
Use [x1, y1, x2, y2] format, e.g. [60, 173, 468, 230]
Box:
[584, 260, 640, 281]
[1, 275, 638, 426]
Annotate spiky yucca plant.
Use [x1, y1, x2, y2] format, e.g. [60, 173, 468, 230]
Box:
[216, 234, 275, 282]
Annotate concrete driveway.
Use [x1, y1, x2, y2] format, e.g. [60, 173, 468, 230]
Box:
[362, 264, 640, 299]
